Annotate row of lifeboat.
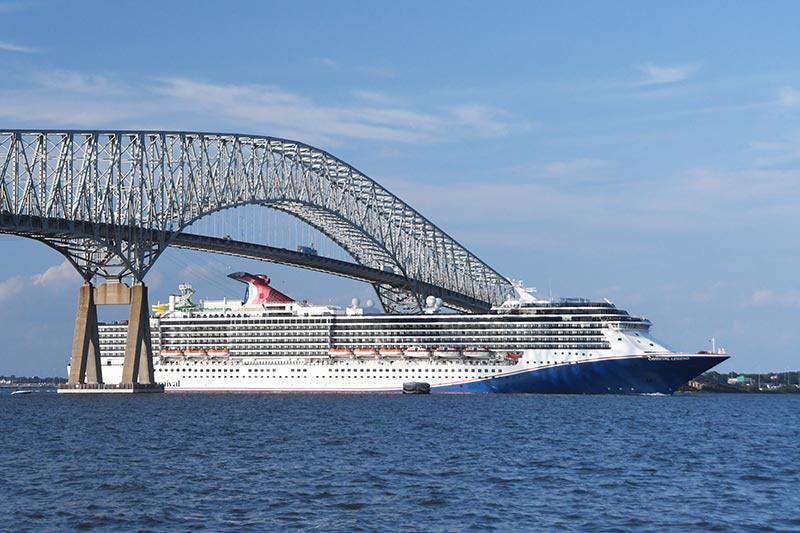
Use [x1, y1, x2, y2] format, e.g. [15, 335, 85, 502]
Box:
[160, 348, 230, 358]
[328, 347, 522, 360]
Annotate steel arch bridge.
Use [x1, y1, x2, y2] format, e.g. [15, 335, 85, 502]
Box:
[0, 130, 512, 313]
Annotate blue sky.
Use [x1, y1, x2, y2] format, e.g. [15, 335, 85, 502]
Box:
[1, 0, 799, 375]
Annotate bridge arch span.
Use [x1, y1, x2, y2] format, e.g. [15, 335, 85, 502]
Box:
[0, 130, 512, 312]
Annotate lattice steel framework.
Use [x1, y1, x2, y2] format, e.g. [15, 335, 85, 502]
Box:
[0, 130, 512, 312]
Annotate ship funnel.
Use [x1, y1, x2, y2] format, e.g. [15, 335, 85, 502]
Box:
[227, 272, 294, 305]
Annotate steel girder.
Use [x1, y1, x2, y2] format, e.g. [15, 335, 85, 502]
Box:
[0, 130, 512, 312]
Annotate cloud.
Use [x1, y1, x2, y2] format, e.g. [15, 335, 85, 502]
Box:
[31, 70, 124, 95]
[635, 62, 699, 86]
[750, 136, 800, 166]
[0, 40, 37, 53]
[777, 86, 800, 108]
[314, 57, 337, 68]
[749, 289, 800, 308]
[681, 166, 800, 203]
[387, 160, 800, 251]
[0, 69, 527, 146]
[154, 77, 527, 144]
[0, 261, 80, 303]
[0, 275, 25, 302]
[32, 261, 81, 287]
[351, 90, 395, 104]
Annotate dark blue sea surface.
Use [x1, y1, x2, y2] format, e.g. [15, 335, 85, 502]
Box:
[1, 392, 799, 532]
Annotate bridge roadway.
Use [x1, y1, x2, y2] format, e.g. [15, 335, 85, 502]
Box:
[0, 212, 494, 313]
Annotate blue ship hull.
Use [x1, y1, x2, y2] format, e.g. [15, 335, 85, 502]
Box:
[433, 354, 728, 394]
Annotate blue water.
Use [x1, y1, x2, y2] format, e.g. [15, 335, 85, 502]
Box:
[2, 392, 799, 532]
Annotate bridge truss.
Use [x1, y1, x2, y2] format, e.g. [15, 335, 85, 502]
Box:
[0, 130, 512, 313]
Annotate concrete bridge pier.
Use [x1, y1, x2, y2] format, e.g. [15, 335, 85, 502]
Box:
[59, 281, 163, 394]
[121, 283, 156, 385]
[67, 283, 103, 385]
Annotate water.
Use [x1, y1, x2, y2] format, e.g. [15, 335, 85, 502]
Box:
[2, 392, 799, 532]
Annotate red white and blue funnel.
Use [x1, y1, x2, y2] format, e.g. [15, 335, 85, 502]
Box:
[227, 272, 294, 305]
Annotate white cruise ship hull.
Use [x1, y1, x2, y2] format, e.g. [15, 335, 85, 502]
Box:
[85, 273, 729, 395]
[93, 351, 726, 395]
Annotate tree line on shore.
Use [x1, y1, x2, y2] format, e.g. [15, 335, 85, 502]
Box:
[0, 375, 68, 385]
[686, 370, 800, 393]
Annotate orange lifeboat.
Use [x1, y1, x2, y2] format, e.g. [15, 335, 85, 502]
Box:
[328, 347, 352, 358]
[379, 347, 404, 359]
[353, 347, 378, 358]
[184, 349, 207, 359]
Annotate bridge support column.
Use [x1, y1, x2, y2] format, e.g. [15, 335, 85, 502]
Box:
[67, 283, 103, 385]
[121, 283, 155, 385]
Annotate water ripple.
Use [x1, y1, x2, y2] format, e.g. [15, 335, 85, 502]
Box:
[1, 392, 799, 531]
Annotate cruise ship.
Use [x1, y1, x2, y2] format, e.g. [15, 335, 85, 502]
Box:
[94, 272, 728, 394]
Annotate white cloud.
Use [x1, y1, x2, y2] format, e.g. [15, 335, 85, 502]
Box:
[154, 77, 527, 144]
[387, 160, 800, 250]
[636, 62, 699, 86]
[0, 40, 37, 53]
[0, 275, 25, 302]
[681, 166, 800, 202]
[749, 289, 800, 308]
[0, 69, 527, 146]
[0, 261, 80, 303]
[314, 57, 337, 68]
[32, 260, 81, 287]
[351, 90, 395, 104]
[750, 136, 800, 166]
[31, 70, 124, 95]
[777, 86, 800, 108]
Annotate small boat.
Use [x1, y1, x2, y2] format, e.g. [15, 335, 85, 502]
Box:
[207, 348, 230, 358]
[463, 347, 493, 359]
[160, 348, 183, 356]
[404, 346, 431, 358]
[353, 347, 378, 358]
[379, 347, 404, 359]
[328, 347, 352, 358]
[402, 382, 430, 394]
[433, 347, 461, 359]
[10, 390, 32, 395]
[505, 352, 523, 360]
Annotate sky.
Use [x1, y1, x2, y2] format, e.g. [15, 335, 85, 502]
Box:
[1, 0, 799, 376]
